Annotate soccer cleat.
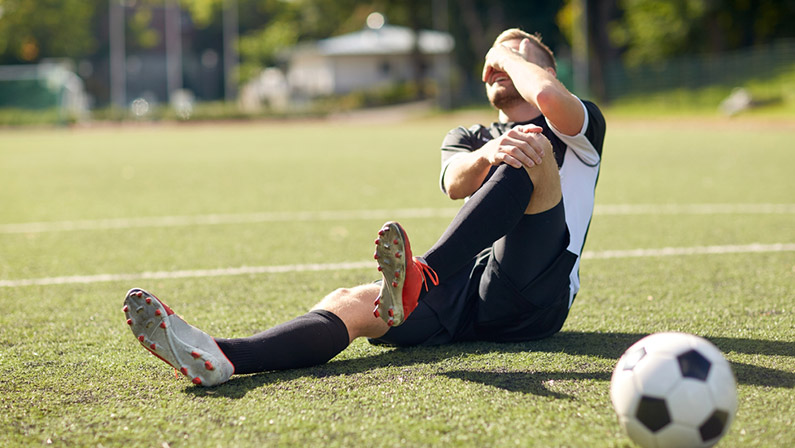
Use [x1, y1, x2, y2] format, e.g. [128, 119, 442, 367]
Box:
[373, 222, 439, 327]
[122, 288, 234, 387]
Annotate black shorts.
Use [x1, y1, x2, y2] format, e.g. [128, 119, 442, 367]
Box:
[370, 201, 577, 346]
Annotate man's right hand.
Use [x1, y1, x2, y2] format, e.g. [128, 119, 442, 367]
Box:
[479, 124, 549, 170]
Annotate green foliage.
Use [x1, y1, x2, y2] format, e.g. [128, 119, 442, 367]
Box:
[612, 0, 795, 65]
[612, 0, 707, 65]
[0, 0, 101, 63]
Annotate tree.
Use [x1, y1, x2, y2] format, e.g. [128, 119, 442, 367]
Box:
[0, 0, 103, 64]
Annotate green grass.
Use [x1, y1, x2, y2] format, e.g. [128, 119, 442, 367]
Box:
[1, 113, 793, 447]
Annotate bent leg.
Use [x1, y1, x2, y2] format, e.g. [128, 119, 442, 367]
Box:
[423, 164, 533, 281]
[423, 145, 561, 281]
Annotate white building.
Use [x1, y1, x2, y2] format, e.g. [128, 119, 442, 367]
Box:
[286, 24, 454, 98]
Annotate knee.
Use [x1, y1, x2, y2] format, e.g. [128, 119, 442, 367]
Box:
[322, 287, 354, 304]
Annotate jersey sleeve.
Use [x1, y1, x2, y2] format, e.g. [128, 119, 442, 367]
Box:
[439, 125, 479, 194]
[545, 99, 606, 167]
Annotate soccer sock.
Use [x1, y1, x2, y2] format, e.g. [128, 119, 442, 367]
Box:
[423, 164, 534, 281]
[214, 310, 350, 375]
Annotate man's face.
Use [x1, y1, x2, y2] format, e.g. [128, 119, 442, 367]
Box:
[484, 39, 525, 110]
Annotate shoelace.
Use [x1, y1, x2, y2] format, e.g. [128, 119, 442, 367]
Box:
[414, 258, 439, 291]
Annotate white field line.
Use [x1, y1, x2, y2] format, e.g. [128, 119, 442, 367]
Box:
[1, 203, 794, 234]
[1, 243, 792, 288]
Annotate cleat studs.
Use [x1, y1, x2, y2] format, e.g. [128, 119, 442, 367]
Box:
[138, 335, 145, 342]
[394, 271, 400, 278]
[180, 367, 188, 376]
[377, 266, 383, 272]
[373, 253, 379, 260]
[373, 309, 380, 318]
[149, 343, 156, 350]
[191, 351, 201, 359]
[392, 281, 398, 287]
[145, 298, 152, 304]
[393, 239, 399, 245]
[160, 322, 166, 329]
[378, 229, 385, 236]
[387, 319, 394, 327]
[374, 238, 380, 245]
[122, 305, 129, 313]
[154, 309, 162, 317]
[192, 377, 202, 385]
[388, 308, 394, 317]
[373, 297, 381, 306]
[204, 361, 214, 371]
[395, 251, 402, 258]
[135, 291, 143, 298]
[126, 319, 133, 326]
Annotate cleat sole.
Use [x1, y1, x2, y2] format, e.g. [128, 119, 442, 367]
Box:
[373, 222, 409, 326]
[123, 288, 234, 387]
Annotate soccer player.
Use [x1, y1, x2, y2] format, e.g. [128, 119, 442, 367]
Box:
[123, 28, 605, 386]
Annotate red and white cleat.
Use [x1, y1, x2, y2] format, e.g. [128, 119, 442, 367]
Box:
[123, 288, 234, 387]
[372, 222, 438, 327]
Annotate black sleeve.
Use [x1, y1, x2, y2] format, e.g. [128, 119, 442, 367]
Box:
[441, 126, 478, 167]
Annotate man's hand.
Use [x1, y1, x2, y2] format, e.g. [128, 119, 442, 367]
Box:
[482, 38, 532, 84]
[480, 124, 550, 169]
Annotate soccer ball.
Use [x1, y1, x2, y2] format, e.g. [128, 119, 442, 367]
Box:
[610, 332, 738, 448]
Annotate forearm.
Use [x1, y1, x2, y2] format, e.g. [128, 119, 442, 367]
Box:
[443, 151, 491, 200]
[497, 50, 585, 136]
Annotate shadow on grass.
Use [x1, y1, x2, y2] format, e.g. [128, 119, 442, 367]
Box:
[188, 331, 794, 399]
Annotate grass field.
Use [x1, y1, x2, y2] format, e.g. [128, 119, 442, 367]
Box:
[1, 112, 793, 447]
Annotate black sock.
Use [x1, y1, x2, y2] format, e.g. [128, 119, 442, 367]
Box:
[424, 164, 534, 281]
[215, 310, 350, 375]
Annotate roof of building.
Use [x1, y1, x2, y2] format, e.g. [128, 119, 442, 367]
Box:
[294, 24, 454, 57]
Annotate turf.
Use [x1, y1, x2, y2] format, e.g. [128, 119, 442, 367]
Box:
[0, 113, 793, 447]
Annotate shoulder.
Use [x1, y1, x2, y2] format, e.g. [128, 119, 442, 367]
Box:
[442, 124, 492, 151]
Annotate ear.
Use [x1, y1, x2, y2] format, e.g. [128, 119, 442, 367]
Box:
[546, 67, 557, 78]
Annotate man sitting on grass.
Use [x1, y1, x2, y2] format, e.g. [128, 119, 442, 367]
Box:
[122, 28, 606, 386]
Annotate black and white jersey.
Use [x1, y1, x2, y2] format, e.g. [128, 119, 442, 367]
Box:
[439, 98, 606, 307]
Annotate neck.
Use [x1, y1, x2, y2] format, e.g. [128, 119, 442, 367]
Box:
[498, 102, 542, 123]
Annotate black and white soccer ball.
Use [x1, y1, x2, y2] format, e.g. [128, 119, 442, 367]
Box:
[610, 332, 738, 448]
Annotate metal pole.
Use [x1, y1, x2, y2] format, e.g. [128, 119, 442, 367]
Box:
[109, 0, 126, 109]
[165, 0, 183, 102]
[222, 0, 239, 102]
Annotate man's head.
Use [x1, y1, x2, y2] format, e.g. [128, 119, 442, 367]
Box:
[485, 29, 557, 112]
[493, 29, 556, 72]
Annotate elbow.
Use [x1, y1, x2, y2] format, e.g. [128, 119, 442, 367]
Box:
[447, 189, 467, 200]
[444, 182, 469, 200]
[534, 87, 560, 115]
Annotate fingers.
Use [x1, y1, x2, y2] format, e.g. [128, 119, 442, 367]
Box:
[482, 64, 493, 83]
[516, 124, 543, 134]
[501, 128, 551, 168]
[518, 38, 532, 60]
[496, 137, 543, 168]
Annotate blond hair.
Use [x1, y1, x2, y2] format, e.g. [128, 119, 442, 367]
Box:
[493, 28, 556, 72]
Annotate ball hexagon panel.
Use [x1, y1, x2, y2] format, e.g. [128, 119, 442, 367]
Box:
[642, 332, 697, 357]
[655, 421, 705, 448]
[707, 363, 739, 413]
[610, 368, 641, 418]
[633, 353, 681, 397]
[622, 416, 659, 448]
[667, 379, 716, 425]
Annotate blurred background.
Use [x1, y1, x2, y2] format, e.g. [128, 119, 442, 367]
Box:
[0, 0, 793, 125]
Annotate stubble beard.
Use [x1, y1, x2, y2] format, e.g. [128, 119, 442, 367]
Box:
[488, 84, 524, 111]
